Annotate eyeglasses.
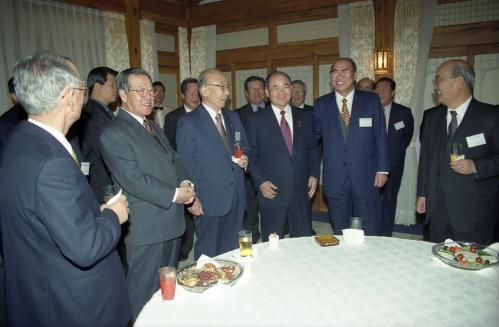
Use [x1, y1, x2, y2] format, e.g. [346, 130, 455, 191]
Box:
[270, 85, 292, 93]
[330, 69, 354, 76]
[129, 88, 157, 97]
[206, 83, 231, 92]
[432, 76, 455, 86]
[72, 81, 88, 96]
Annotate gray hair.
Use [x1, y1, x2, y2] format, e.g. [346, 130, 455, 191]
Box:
[116, 67, 152, 93]
[197, 68, 223, 91]
[449, 59, 475, 92]
[265, 71, 292, 89]
[12, 51, 80, 115]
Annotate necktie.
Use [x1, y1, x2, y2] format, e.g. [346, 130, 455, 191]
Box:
[143, 119, 155, 135]
[215, 112, 229, 150]
[341, 98, 350, 126]
[448, 111, 458, 137]
[256, 106, 263, 112]
[280, 110, 293, 155]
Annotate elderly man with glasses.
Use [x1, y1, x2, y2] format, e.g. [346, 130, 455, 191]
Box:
[0, 51, 131, 327]
[99, 67, 198, 320]
[176, 68, 250, 260]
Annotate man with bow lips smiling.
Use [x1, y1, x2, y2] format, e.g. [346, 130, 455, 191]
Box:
[245, 71, 320, 241]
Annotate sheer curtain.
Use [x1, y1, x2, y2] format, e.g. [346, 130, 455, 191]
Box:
[103, 12, 129, 73]
[141, 19, 158, 81]
[337, 3, 352, 58]
[350, 1, 375, 80]
[0, 0, 108, 114]
[178, 27, 191, 82]
[394, 0, 437, 225]
[190, 25, 216, 79]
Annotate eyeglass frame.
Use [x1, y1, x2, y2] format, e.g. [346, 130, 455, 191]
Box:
[330, 69, 355, 76]
[72, 80, 88, 96]
[128, 88, 157, 97]
[205, 83, 231, 92]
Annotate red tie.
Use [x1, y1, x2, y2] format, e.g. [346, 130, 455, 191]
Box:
[280, 111, 292, 155]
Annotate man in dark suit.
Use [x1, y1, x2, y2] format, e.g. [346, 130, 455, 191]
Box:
[0, 51, 130, 327]
[0, 78, 27, 160]
[291, 79, 314, 111]
[163, 77, 200, 261]
[177, 68, 249, 259]
[99, 68, 197, 320]
[375, 77, 414, 236]
[164, 78, 200, 150]
[313, 57, 389, 236]
[236, 75, 266, 243]
[246, 71, 320, 241]
[79, 67, 118, 203]
[417, 59, 499, 244]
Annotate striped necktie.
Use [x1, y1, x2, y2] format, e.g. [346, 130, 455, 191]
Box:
[341, 98, 350, 126]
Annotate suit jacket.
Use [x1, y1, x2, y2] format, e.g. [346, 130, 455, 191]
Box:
[417, 99, 499, 232]
[163, 106, 187, 150]
[80, 99, 115, 202]
[0, 104, 27, 160]
[176, 105, 248, 216]
[387, 102, 414, 178]
[246, 105, 320, 206]
[313, 90, 389, 198]
[237, 103, 262, 127]
[0, 121, 130, 327]
[99, 109, 188, 246]
[303, 104, 314, 112]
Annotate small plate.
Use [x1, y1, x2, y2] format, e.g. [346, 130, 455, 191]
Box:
[432, 241, 499, 270]
[176, 259, 243, 293]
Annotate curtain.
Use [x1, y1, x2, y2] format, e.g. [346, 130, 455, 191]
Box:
[337, 3, 352, 58]
[103, 12, 129, 73]
[190, 25, 216, 79]
[178, 27, 191, 82]
[394, 0, 437, 225]
[141, 19, 158, 81]
[350, 1, 375, 80]
[0, 0, 107, 114]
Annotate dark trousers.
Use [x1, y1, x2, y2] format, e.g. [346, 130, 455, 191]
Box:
[179, 211, 194, 259]
[259, 201, 312, 242]
[193, 192, 244, 260]
[380, 170, 403, 237]
[126, 238, 180, 320]
[327, 180, 381, 236]
[243, 175, 260, 243]
[430, 194, 495, 244]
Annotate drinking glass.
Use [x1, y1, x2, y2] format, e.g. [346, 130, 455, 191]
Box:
[450, 142, 464, 162]
[158, 266, 176, 301]
[238, 230, 252, 257]
[350, 217, 363, 230]
[103, 185, 121, 203]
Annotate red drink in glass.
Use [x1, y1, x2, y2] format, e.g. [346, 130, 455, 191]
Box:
[159, 276, 176, 300]
[234, 143, 244, 158]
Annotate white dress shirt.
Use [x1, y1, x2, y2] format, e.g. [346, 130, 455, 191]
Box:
[271, 103, 294, 139]
[335, 89, 355, 116]
[447, 96, 471, 131]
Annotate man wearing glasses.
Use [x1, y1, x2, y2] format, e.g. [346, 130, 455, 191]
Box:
[177, 68, 250, 260]
[313, 57, 389, 236]
[99, 68, 197, 320]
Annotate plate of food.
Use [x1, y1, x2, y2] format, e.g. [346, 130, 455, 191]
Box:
[176, 259, 244, 293]
[432, 241, 499, 270]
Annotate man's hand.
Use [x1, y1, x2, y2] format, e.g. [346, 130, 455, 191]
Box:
[374, 172, 388, 187]
[232, 154, 248, 169]
[101, 194, 129, 225]
[187, 197, 204, 216]
[450, 159, 476, 175]
[308, 176, 318, 198]
[175, 186, 195, 204]
[260, 181, 278, 199]
[416, 197, 426, 214]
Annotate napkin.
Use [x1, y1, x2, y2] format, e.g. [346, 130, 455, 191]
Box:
[196, 254, 219, 268]
[106, 189, 122, 205]
[342, 228, 365, 245]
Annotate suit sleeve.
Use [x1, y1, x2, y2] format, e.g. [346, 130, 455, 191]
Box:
[176, 116, 197, 178]
[163, 112, 177, 150]
[99, 126, 177, 209]
[474, 110, 499, 180]
[306, 114, 321, 178]
[403, 108, 414, 149]
[417, 114, 431, 197]
[35, 157, 120, 268]
[373, 96, 389, 172]
[246, 116, 266, 189]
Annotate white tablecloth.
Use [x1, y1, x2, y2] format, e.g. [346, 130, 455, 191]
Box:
[135, 237, 499, 327]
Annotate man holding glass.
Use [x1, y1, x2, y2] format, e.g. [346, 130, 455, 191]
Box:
[177, 68, 249, 260]
[417, 59, 499, 244]
[0, 51, 130, 327]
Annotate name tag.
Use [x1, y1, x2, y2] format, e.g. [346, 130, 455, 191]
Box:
[81, 162, 90, 176]
[394, 121, 405, 130]
[466, 133, 486, 148]
[359, 118, 372, 127]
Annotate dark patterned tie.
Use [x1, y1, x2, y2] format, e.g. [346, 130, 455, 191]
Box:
[143, 119, 155, 135]
[341, 98, 350, 126]
[215, 112, 229, 150]
[448, 110, 458, 137]
[280, 110, 293, 155]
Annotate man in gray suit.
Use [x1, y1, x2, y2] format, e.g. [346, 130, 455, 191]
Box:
[99, 68, 199, 320]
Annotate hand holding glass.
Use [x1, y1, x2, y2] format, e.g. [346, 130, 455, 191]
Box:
[450, 143, 464, 162]
[103, 185, 121, 203]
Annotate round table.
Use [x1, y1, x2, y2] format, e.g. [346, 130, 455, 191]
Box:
[135, 236, 499, 327]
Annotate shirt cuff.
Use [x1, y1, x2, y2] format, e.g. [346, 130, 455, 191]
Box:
[378, 171, 389, 175]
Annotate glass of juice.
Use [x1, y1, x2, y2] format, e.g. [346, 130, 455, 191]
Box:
[450, 142, 464, 162]
[238, 230, 252, 257]
[158, 266, 176, 301]
[234, 143, 244, 158]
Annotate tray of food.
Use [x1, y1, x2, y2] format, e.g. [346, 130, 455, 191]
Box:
[176, 259, 243, 293]
[432, 241, 499, 270]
